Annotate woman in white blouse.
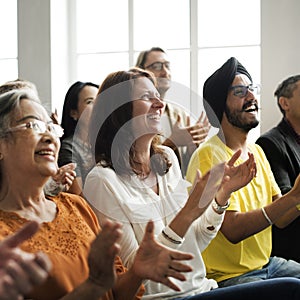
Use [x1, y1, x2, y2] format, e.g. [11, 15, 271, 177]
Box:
[84, 68, 300, 300]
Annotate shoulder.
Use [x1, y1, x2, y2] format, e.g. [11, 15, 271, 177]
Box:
[193, 135, 227, 160]
[256, 126, 287, 152]
[50, 193, 100, 232]
[248, 143, 270, 162]
[86, 164, 117, 181]
[50, 192, 89, 210]
[257, 127, 282, 142]
[84, 164, 122, 191]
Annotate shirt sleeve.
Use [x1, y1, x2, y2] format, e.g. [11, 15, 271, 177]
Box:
[84, 168, 141, 268]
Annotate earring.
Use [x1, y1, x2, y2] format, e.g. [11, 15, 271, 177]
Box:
[0, 153, 3, 160]
[72, 117, 78, 121]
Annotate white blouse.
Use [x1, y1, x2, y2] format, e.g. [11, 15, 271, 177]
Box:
[84, 146, 224, 299]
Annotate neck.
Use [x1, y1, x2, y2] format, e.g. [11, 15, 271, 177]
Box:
[0, 175, 56, 222]
[131, 137, 152, 176]
[220, 119, 249, 156]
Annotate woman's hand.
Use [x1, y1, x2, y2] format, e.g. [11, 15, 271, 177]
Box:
[88, 219, 122, 291]
[187, 162, 227, 217]
[53, 163, 77, 192]
[0, 221, 51, 300]
[132, 221, 193, 292]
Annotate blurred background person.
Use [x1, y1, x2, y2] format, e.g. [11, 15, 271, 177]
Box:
[58, 81, 99, 196]
[256, 75, 300, 262]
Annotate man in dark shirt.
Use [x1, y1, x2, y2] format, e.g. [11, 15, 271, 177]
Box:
[256, 74, 300, 262]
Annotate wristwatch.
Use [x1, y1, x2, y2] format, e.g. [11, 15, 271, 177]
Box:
[212, 199, 230, 213]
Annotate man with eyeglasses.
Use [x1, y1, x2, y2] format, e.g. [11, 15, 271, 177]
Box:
[136, 47, 210, 176]
[256, 75, 300, 263]
[186, 57, 300, 287]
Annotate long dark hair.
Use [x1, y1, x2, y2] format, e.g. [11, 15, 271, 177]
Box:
[89, 67, 171, 176]
[61, 81, 99, 140]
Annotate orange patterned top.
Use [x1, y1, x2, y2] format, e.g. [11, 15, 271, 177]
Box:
[0, 193, 143, 300]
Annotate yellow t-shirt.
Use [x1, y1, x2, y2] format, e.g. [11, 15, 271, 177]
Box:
[186, 135, 281, 282]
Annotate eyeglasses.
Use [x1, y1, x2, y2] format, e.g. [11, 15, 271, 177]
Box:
[229, 84, 261, 98]
[7, 120, 64, 138]
[145, 61, 170, 71]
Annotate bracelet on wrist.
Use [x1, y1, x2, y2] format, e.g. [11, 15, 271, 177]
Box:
[212, 198, 230, 214]
[261, 207, 273, 226]
[162, 230, 182, 245]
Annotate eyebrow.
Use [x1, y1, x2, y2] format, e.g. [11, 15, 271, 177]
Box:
[150, 60, 170, 64]
[84, 97, 95, 101]
[16, 115, 52, 124]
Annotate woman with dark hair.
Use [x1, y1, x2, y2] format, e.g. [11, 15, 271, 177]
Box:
[82, 68, 300, 299]
[58, 81, 99, 196]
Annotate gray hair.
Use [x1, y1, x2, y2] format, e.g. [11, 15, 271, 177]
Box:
[274, 74, 300, 115]
[0, 89, 40, 138]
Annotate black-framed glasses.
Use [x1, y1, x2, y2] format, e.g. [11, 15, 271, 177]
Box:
[145, 61, 170, 71]
[229, 84, 261, 98]
[7, 120, 64, 138]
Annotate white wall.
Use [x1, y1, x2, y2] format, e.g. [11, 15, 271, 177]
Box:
[260, 0, 300, 134]
[18, 0, 52, 108]
[17, 0, 300, 132]
[17, 0, 70, 116]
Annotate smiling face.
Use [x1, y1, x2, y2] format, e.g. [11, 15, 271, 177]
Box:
[144, 50, 171, 98]
[131, 77, 165, 139]
[224, 74, 259, 133]
[1, 99, 60, 180]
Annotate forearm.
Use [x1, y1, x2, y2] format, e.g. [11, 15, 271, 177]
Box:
[223, 195, 300, 243]
[168, 204, 202, 238]
[266, 194, 300, 228]
[112, 269, 143, 300]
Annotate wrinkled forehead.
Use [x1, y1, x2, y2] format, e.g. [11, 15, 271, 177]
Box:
[13, 99, 50, 123]
[132, 77, 157, 97]
[146, 51, 168, 64]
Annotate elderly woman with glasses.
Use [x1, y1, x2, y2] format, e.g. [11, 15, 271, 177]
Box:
[0, 89, 200, 300]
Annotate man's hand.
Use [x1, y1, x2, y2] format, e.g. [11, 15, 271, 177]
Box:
[88, 219, 122, 291]
[168, 112, 211, 149]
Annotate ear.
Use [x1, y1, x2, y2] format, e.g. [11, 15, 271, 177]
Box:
[70, 109, 79, 121]
[278, 96, 289, 112]
[0, 139, 7, 160]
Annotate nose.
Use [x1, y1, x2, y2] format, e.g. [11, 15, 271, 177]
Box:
[41, 130, 59, 145]
[246, 88, 256, 99]
[160, 65, 170, 77]
[152, 97, 165, 109]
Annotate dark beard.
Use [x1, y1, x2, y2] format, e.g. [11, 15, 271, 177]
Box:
[224, 105, 259, 133]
